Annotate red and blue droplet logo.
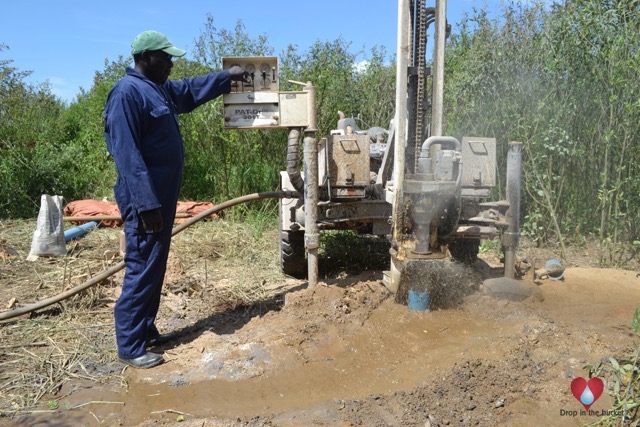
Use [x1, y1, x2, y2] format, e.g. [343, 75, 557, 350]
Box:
[571, 377, 604, 410]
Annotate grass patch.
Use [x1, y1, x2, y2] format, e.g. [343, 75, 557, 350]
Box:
[0, 217, 299, 416]
[586, 309, 640, 426]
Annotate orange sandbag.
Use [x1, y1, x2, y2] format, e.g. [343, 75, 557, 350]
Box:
[63, 200, 218, 227]
[63, 200, 122, 227]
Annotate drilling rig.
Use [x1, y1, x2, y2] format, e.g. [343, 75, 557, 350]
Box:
[221, 0, 523, 304]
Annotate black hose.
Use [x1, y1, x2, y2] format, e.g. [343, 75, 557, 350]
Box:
[286, 128, 305, 196]
[0, 191, 299, 322]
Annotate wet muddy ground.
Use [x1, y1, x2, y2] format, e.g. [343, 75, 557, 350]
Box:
[10, 264, 640, 427]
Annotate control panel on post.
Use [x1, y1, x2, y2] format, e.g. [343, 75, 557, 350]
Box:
[222, 56, 309, 129]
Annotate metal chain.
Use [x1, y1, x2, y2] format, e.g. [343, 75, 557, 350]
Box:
[414, 0, 428, 173]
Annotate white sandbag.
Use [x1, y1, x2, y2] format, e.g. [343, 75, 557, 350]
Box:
[27, 195, 66, 260]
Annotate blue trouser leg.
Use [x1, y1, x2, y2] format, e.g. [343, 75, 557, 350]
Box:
[114, 226, 172, 359]
[143, 225, 172, 340]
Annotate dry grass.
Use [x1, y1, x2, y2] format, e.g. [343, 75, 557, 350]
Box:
[1, 220, 130, 416]
[0, 217, 298, 417]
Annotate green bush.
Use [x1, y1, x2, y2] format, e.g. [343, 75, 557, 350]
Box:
[4, 1, 639, 251]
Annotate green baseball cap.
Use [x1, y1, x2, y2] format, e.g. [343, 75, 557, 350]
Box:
[131, 30, 186, 57]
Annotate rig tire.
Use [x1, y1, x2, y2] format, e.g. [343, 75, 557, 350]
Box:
[280, 230, 306, 278]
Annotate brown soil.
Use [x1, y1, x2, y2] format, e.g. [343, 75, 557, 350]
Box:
[1, 221, 639, 427]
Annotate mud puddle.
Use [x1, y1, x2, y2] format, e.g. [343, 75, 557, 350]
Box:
[41, 302, 513, 425]
[132, 308, 512, 415]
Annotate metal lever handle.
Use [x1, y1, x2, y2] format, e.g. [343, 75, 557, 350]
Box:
[287, 80, 307, 87]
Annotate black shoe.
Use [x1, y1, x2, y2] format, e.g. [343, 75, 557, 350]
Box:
[146, 332, 179, 347]
[119, 352, 164, 369]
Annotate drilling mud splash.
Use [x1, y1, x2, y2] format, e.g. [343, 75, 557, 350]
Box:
[395, 258, 484, 308]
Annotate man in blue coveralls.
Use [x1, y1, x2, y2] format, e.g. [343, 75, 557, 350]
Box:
[104, 30, 248, 369]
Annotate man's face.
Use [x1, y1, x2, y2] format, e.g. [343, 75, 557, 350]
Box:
[144, 50, 174, 84]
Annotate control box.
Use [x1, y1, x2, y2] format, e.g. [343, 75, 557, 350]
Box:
[318, 134, 370, 199]
[222, 57, 309, 129]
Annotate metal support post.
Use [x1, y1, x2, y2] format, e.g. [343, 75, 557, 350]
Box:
[303, 81, 319, 287]
[503, 141, 523, 278]
[430, 0, 447, 138]
[391, 0, 410, 249]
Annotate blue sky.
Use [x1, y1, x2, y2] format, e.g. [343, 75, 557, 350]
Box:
[2, 1, 515, 103]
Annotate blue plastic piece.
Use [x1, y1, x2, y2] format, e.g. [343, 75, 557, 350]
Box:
[64, 221, 98, 242]
[408, 290, 431, 311]
[545, 258, 565, 280]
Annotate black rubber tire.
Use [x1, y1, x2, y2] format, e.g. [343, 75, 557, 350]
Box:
[280, 229, 306, 278]
[278, 198, 306, 278]
[448, 238, 480, 264]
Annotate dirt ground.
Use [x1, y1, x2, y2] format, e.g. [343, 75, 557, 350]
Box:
[1, 220, 639, 426]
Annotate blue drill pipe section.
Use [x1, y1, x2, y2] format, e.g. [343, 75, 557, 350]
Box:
[64, 221, 98, 242]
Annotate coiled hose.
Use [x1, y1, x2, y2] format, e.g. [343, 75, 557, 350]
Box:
[0, 191, 299, 322]
[286, 128, 305, 195]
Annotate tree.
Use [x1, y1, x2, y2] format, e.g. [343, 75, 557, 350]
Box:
[0, 45, 66, 217]
[443, 0, 640, 263]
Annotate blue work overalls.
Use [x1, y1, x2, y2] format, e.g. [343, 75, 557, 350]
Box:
[104, 67, 230, 359]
